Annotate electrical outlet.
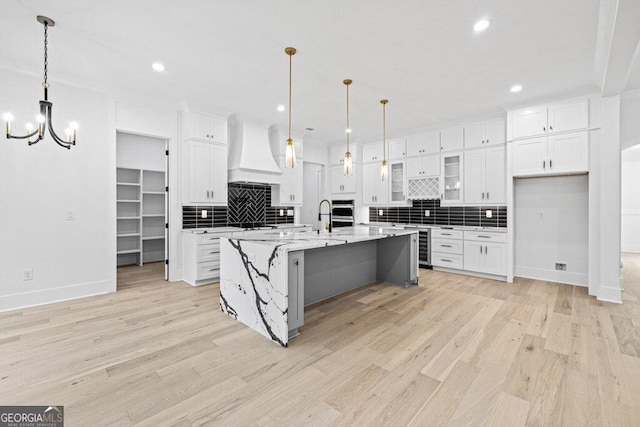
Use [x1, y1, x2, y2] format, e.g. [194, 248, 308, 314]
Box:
[279, 209, 284, 216]
[378, 209, 383, 216]
[555, 263, 567, 271]
[538, 211, 544, 219]
[201, 210, 208, 219]
[485, 210, 492, 218]
[286, 209, 294, 216]
[424, 210, 430, 217]
[23, 269, 33, 281]
[66, 211, 75, 220]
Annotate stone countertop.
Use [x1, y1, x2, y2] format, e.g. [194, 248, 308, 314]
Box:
[222, 225, 418, 252]
[364, 222, 508, 233]
[181, 227, 244, 234]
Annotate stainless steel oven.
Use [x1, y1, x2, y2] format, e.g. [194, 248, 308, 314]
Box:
[331, 200, 354, 228]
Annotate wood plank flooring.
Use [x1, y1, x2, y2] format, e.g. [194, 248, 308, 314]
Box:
[1, 256, 640, 426]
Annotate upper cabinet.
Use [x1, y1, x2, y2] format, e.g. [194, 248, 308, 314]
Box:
[331, 144, 358, 165]
[388, 139, 406, 160]
[272, 155, 303, 206]
[440, 151, 464, 205]
[184, 111, 227, 143]
[440, 127, 464, 152]
[511, 99, 588, 140]
[512, 131, 589, 177]
[184, 140, 227, 204]
[362, 143, 384, 163]
[362, 163, 389, 205]
[331, 165, 356, 194]
[464, 118, 505, 149]
[464, 146, 506, 204]
[406, 131, 440, 156]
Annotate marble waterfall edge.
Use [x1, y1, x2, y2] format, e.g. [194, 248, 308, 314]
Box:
[219, 238, 289, 347]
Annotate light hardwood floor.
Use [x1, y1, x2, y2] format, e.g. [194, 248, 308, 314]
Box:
[1, 256, 640, 426]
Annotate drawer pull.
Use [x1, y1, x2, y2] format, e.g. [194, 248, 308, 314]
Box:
[441, 233, 451, 236]
[209, 268, 216, 272]
[441, 244, 452, 248]
[209, 251, 217, 254]
[478, 235, 490, 238]
[441, 259, 452, 263]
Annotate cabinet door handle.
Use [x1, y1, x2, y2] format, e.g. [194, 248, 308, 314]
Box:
[549, 160, 552, 169]
[543, 160, 546, 169]
[487, 192, 489, 199]
[480, 245, 482, 254]
[485, 246, 488, 254]
[549, 126, 553, 131]
[487, 139, 489, 143]
[482, 192, 485, 200]
[543, 127, 546, 132]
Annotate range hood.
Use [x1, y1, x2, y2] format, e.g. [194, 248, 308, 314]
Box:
[227, 114, 282, 184]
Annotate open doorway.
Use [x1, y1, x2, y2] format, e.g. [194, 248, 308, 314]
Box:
[301, 162, 324, 230]
[116, 132, 168, 287]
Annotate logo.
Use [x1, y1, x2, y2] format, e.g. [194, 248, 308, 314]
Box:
[0, 406, 64, 427]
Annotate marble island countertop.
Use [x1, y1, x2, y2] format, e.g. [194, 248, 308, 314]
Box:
[223, 225, 418, 252]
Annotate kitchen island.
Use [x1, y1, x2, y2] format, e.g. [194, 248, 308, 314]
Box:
[219, 226, 419, 347]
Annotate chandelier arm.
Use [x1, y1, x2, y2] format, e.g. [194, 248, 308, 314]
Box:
[8, 130, 40, 140]
[45, 106, 71, 149]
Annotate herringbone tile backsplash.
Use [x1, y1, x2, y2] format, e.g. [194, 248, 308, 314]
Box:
[182, 183, 294, 229]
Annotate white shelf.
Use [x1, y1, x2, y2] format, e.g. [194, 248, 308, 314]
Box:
[117, 249, 141, 255]
[116, 165, 166, 266]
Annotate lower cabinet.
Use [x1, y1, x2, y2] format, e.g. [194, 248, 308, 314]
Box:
[463, 231, 507, 276]
[431, 228, 463, 269]
[183, 231, 227, 286]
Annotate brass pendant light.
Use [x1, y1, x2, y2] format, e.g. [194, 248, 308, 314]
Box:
[343, 79, 353, 176]
[284, 47, 297, 168]
[380, 99, 389, 181]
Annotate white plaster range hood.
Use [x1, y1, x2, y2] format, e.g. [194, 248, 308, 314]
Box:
[227, 113, 282, 184]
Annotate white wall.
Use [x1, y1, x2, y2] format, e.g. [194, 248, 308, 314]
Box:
[0, 68, 115, 311]
[622, 146, 640, 252]
[116, 132, 166, 171]
[621, 91, 640, 150]
[514, 175, 589, 286]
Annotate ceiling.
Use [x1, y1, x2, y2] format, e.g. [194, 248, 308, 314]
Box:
[2, 0, 639, 146]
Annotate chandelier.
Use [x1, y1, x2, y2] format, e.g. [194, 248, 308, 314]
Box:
[3, 16, 77, 149]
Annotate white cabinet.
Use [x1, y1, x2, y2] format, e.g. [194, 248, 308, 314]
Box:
[272, 155, 303, 206]
[440, 127, 464, 152]
[330, 164, 356, 194]
[184, 111, 227, 143]
[388, 139, 406, 159]
[431, 228, 463, 269]
[464, 146, 506, 204]
[185, 140, 227, 204]
[363, 163, 388, 205]
[332, 145, 358, 165]
[512, 131, 588, 177]
[389, 160, 407, 204]
[511, 99, 588, 139]
[183, 231, 231, 286]
[362, 143, 384, 163]
[440, 151, 464, 205]
[464, 118, 505, 149]
[288, 251, 305, 334]
[406, 131, 440, 156]
[463, 231, 507, 276]
[407, 154, 439, 177]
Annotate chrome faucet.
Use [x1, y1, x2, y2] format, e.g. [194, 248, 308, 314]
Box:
[318, 199, 332, 233]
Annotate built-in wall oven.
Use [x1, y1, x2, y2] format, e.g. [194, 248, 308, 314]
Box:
[406, 226, 431, 268]
[331, 200, 354, 228]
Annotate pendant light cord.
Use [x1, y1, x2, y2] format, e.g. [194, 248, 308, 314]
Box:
[43, 20, 49, 95]
[346, 82, 350, 151]
[288, 49, 292, 142]
[383, 102, 386, 161]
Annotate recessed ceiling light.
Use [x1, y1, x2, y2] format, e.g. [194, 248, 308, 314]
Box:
[473, 18, 492, 32]
[510, 84, 523, 93]
[152, 62, 165, 72]
[345, 128, 352, 134]
[277, 105, 285, 112]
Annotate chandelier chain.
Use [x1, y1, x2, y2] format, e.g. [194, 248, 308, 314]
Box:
[43, 20, 48, 88]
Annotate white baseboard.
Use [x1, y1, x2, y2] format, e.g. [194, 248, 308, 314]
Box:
[621, 246, 640, 253]
[596, 285, 622, 304]
[514, 266, 588, 287]
[0, 279, 115, 313]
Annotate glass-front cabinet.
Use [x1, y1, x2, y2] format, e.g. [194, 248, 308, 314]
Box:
[440, 151, 463, 205]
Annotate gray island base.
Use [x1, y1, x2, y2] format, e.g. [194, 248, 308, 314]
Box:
[219, 226, 419, 347]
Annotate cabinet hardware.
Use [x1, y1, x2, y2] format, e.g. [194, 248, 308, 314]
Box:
[482, 140, 485, 144]
[442, 233, 451, 236]
[209, 268, 215, 272]
[442, 244, 452, 248]
[487, 192, 489, 199]
[209, 251, 216, 254]
[543, 127, 546, 132]
[543, 160, 546, 169]
[442, 259, 452, 262]
[482, 192, 485, 200]
[485, 246, 488, 254]
[549, 160, 552, 168]
[480, 246, 482, 254]
[478, 235, 490, 238]
[549, 126, 553, 131]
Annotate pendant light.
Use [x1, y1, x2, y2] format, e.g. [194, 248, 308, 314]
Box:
[284, 47, 297, 168]
[343, 79, 353, 175]
[380, 99, 389, 181]
[3, 16, 77, 149]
